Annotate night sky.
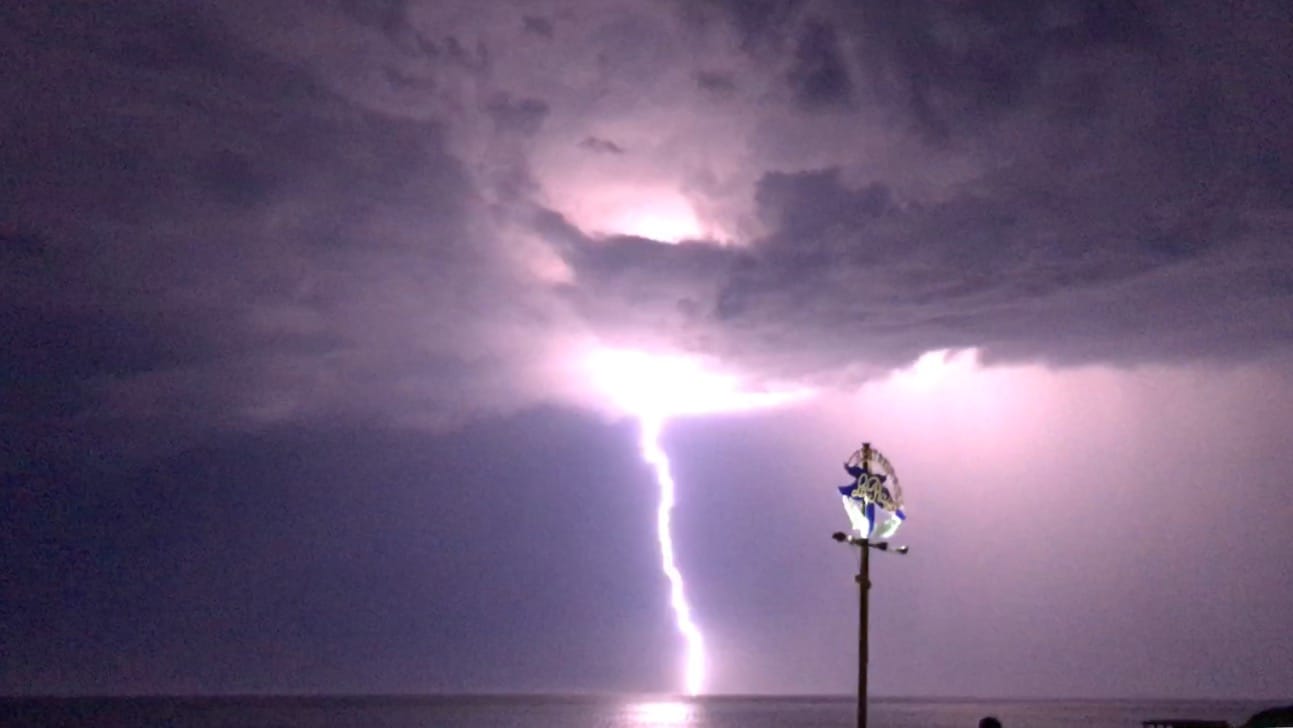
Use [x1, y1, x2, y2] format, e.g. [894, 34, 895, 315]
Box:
[3, 0, 1292, 700]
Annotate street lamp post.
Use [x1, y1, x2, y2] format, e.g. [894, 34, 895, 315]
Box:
[832, 532, 908, 728]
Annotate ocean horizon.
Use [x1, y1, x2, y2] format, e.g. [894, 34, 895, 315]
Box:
[0, 693, 1279, 728]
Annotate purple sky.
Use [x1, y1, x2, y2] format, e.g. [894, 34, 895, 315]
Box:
[3, 0, 1292, 700]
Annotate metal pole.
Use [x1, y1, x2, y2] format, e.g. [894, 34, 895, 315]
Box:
[857, 441, 873, 728]
[857, 538, 870, 728]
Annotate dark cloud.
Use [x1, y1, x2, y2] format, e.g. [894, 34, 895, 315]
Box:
[755, 169, 892, 238]
[549, 215, 749, 351]
[578, 136, 626, 155]
[486, 94, 550, 136]
[840, 1, 1165, 139]
[522, 15, 555, 39]
[191, 147, 281, 208]
[787, 20, 854, 110]
[0, 0, 549, 451]
[0, 227, 48, 259]
[414, 32, 491, 72]
[694, 70, 737, 95]
[2, 1, 243, 77]
[337, 0, 408, 36]
[699, 0, 807, 49]
[533, 0, 1293, 377]
[5, 0, 1293, 435]
[559, 152, 1293, 375]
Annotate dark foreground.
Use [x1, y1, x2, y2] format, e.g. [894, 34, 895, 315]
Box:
[0, 695, 1275, 728]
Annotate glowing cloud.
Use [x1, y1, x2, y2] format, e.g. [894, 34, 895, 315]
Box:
[549, 182, 706, 243]
[585, 348, 811, 419]
[603, 191, 705, 243]
[887, 348, 982, 393]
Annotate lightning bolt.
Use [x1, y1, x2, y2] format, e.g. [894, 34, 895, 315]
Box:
[638, 414, 705, 696]
[581, 345, 813, 695]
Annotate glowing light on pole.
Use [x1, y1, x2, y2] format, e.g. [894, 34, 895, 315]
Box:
[583, 347, 813, 695]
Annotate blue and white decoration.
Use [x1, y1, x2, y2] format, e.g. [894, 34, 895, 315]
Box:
[837, 443, 906, 541]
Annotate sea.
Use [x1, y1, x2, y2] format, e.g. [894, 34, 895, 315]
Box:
[0, 695, 1275, 728]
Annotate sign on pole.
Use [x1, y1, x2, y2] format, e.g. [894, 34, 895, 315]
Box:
[837, 442, 907, 541]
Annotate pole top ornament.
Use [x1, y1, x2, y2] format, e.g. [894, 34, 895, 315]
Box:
[837, 442, 906, 540]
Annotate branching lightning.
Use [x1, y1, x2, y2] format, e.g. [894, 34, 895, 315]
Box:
[638, 414, 705, 696]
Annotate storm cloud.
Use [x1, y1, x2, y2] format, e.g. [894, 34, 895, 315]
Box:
[4, 0, 1293, 699]
[5, 0, 1291, 442]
